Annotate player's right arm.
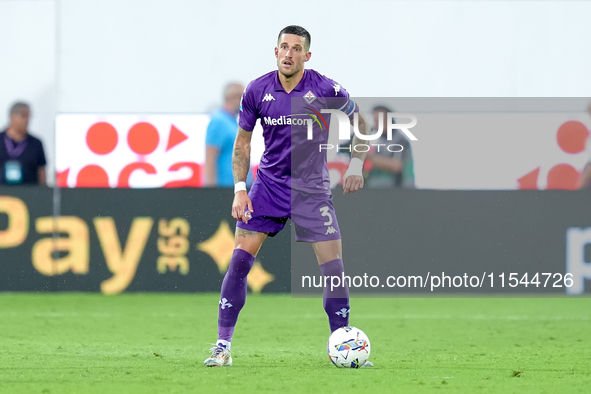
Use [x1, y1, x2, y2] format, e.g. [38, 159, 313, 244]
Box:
[232, 127, 254, 223]
[232, 80, 259, 221]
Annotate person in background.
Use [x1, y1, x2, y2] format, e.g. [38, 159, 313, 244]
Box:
[578, 101, 591, 189]
[205, 82, 245, 187]
[364, 105, 414, 188]
[0, 102, 46, 185]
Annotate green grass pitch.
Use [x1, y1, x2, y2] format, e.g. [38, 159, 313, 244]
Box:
[1, 294, 590, 393]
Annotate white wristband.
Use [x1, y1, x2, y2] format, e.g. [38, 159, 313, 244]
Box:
[346, 157, 363, 176]
[234, 181, 247, 193]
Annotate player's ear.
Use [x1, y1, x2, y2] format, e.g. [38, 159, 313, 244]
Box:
[305, 51, 312, 62]
[275, 47, 279, 58]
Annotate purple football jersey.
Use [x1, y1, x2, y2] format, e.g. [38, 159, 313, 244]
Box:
[238, 69, 357, 194]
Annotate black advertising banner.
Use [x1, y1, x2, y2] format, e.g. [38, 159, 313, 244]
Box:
[292, 189, 591, 295]
[0, 187, 290, 293]
[0, 188, 53, 290]
[2, 187, 591, 294]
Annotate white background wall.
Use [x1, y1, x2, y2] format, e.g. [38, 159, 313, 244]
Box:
[0, 0, 55, 181]
[2, 0, 591, 184]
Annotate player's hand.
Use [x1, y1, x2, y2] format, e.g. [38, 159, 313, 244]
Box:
[232, 191, 254, 223]
[343, 174, 364, 194]
[343, 157, 364, 194]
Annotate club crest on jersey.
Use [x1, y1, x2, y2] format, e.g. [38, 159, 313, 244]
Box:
[303, 90, 317, 104]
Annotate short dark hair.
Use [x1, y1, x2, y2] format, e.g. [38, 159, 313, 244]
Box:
[9, 102, 30, 115]
[277, 25, 311, 51]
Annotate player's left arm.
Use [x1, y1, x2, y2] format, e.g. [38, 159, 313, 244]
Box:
[327, 80, 369, 194]
[343, 113, 370, 194]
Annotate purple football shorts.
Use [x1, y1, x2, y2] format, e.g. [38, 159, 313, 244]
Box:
[236, 173, 341, 242]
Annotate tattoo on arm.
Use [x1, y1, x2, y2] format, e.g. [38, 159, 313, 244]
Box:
[233, 127, 252, 184]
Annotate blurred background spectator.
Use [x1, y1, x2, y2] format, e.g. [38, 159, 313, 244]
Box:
[0, 102, 47, 185]
[205, 82, 244, 187]
[578, 101, 591, 189]
[364, 105, 415, 189]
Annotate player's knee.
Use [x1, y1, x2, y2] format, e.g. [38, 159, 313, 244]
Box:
[314, 239, 343, 264]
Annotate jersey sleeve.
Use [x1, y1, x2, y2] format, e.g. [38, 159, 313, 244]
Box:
[237, 83, 258, 132]
[325, 78, 358, 120]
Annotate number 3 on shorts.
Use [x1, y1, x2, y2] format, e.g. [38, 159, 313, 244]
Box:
[319, 206, 333, 226]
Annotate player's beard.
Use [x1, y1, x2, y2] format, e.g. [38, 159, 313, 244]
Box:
[278, 60, 302, 79]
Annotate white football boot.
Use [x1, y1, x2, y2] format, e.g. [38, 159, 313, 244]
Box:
[204, 345, 232, 367]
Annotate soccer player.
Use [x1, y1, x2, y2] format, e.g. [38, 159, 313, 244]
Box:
[204, 25, 370, 367]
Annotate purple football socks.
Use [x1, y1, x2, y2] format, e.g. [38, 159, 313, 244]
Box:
[217, 249, 255, 342]
[320, 258, 350, 332]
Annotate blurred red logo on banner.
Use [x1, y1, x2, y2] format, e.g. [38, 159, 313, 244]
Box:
[517, 121, 589, 190]
[56, 115, 208, 188]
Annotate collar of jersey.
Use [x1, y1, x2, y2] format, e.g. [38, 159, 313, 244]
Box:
[273, 70, 308, 92]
